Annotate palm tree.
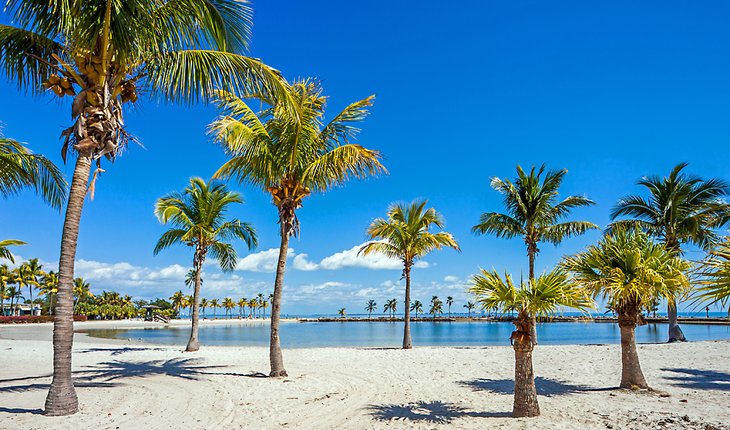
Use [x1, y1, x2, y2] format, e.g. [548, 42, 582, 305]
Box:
[211, 81, 386, 377]
[40, 271, 59, 315]
[259, 300, 268, 318]
[248, 298, 257, 318]
[472, 165, 597, 343]
[695, 239, 730, 315]
[360, 200, 459, 349]
[72, 277, 92, 313]
[170, 291, 186, 317]
[237, 298, 247, 318]
[199, 298, 209, 319]
[429, 296, 443, 319]
[23, 258, 45, 315]
[384, 298, 397, 319]
[222, 297, 234, 319]
[611, 163, 729, 342]
[464, 301, 476, 318]
[0, 264, 12, 315]
[563, 226, 690, 389]
[365, 300, 377, 319]
[0, 131, 66, 208]
[410, 300, 423, 318]
[446, 296, 454, 317]
[469, 268, 592, 417]
[6, 286, 23, 315]
[210, 299, 220, 319]
[337, 308, 346, 318]
[0, 0, 292, 415]
[154, 177, 257, 351]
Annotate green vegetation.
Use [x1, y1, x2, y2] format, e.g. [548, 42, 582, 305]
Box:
[154, 177, 257, 351]
[360, 200, 459, 348]
[211, 80, 385, 377]
[469, 268, 592, 417]
[563, 226, 690, 389]
[611, 163, 730, 341]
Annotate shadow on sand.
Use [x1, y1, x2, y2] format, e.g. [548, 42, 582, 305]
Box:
[0, 356, 258, 398]
[367, 401, 509, 424]
[459, 376, 614, 396]
[660, 368, 730, 391]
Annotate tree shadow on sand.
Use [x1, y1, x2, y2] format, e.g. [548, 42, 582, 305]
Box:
[367, 401, 509, 424]
[0, 357, 257, 396]
[459, 376, 613, 396]
[660, 368, 730, 391]
[77, 347, 169, 356]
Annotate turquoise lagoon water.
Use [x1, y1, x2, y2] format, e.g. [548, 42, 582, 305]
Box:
[85, 320, 730, 348]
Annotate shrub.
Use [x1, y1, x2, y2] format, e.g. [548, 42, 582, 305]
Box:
[0, 315, 89, 324]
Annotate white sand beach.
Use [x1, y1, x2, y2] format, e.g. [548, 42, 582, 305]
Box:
[0, 320, 728, 430]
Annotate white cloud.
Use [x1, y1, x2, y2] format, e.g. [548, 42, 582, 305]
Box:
[236, 248, 294, 273]
[292, 254, 319, 271]
[317, 243, 429, 271]
[444, 275, 460, 283]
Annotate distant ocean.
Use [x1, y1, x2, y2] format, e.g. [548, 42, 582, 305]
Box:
[87, 319, 730, 348]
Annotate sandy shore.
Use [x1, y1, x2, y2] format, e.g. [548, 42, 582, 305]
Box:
[0, 321, 728, 429]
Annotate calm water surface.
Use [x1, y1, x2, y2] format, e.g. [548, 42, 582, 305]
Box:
[85, 321, 730, 348]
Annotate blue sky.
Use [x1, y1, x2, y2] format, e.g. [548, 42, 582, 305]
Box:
[2, 0, 730, 315]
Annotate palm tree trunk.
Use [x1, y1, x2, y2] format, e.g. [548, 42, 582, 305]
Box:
[667, 303, 686, 342]
[28, 284, 34, 316]
[402, 265, 413, 349]
[186, 255, 203, 352]
[527, 250, 538, 345]
[44, 154, 92, 416]
[269, 215, 290, 377]
[618, 313, 649, 389]
[512, 310, 539, 417]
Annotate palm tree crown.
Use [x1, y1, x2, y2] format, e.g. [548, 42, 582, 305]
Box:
[611, 162, 730, 251]
[472, 165, 597, 277]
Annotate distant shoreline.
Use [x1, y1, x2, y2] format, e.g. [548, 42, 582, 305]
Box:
[298, 316, 730, 325]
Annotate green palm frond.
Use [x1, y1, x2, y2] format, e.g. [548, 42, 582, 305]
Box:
[694, 238, 730, 310]
[0, 239, 27, 263]
[0, 134, 67, 209]
[360, 200, 459, 265]
[563, 226, 690, 314]
[611, 163, 730, 251]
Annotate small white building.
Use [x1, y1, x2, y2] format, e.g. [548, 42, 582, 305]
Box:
[1, 304, 42, 317]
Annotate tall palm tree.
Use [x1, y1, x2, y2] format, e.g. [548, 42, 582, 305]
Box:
[0, 0, 292, 415]
[563, 226, 689, 390]
[472, 165, 597, 343]
[611, 163, 729, 342]
[247, 298, 257, 318]
[40, 271, 59, 315]
[365, 300, 377, 319]
[360, 200, 459, 349]
[469, 268, 592, 417]
[237, 298, 247, 318]
[446, 296, 454, 317]
[337, 307, 346, 318]
[0, 264, 12, 315]
[211, 81, 386, 377]
[210, 299, 219, 319]
[221, 297, 234, 319]
[72, 277, 92, 312]
[695, 238, 730, 315]
[6, 286, 23, 315]
[429, 296, 443, 319]
[464, 301, 476, 318]
[23, 258, 45, 315]
[410, 300, 423, 318]
[261, 300, 269, 318]
[154, 177, 257, 351]
[384, 299, 397, 319]
[0, 131, 66, 208]
[170, 291, 186, 317]
[200, 298, 209, 319]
